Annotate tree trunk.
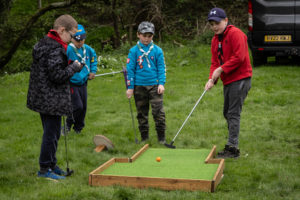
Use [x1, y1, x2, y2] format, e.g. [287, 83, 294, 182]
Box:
[0, 0, 76, 70]
[0, 0, 13, 24]
[111, 0, 120, 48]
[38, 0, 42, 9]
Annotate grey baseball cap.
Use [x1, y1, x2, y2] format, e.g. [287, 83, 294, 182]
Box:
[138, 21, 155, 34]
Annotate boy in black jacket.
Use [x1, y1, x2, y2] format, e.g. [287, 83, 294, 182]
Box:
[27, 14, 83, 180]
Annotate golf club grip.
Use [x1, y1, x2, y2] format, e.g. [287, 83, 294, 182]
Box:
[122, 67, 129, 89]
[171, 90, 207, 142]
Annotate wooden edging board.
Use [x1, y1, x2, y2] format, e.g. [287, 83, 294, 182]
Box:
[89, 145, 224, 192]
[130, 144, 149, 162]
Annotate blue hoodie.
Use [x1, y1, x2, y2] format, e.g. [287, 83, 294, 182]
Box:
[126, 41, 166, 89]
[67, 44, 98, 85]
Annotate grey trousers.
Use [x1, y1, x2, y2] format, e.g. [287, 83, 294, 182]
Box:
[223, 77, 251, 148]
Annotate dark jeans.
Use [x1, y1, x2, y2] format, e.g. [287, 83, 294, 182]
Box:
[223, 77, 251, 148]
[134, 85, 166, 141]
[67, 83, 87, 132]
[39, 113, 61, 172]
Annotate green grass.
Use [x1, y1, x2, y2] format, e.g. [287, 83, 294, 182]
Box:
[101, 148, 218, 180]
[0, 44, 300, 199]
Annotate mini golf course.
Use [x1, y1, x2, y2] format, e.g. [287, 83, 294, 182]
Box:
[89, 145, 224, 192]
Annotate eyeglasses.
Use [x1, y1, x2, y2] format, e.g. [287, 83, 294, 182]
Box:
[67, 31, 76, 38]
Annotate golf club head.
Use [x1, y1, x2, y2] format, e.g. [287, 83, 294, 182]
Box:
[164, 141, 176, 149]
[66, 168, 74, 176]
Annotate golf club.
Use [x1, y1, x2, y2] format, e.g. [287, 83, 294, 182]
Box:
[62, 116, 74, 176]
[122, 67, 139, 144]
[95, 70, 123, 77]
[165, 89, 207, 149]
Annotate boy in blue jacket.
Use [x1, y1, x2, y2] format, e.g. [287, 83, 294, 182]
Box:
[66, 24, 98, 133]
[126, 21, 166, 143]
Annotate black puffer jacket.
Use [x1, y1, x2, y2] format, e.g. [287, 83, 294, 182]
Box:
[27, 36, 81, 116]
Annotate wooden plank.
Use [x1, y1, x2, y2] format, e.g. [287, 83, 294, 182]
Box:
[89, 173, 92, 185]
[115, 157, 130, 163]
[90, 175, 213, 192]
[205, 145, 216, 163]
[89, 158, 115, 175]
[94, 145, 106, 152]
[130, 144, 149, 162]
[213, 158, 225, 187]
[206, 158, 223, 164]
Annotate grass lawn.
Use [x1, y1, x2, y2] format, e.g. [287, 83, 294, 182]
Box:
[0, 44, 299, 200]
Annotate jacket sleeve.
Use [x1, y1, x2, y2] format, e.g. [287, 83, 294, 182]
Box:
[47, 48, 81, 84]
[209, 37, 219, 80]
[88, 46, 98, 73]
[156, 47, 166, 85]
[221, 29, 247, 74]
[126, 48, 136, 89]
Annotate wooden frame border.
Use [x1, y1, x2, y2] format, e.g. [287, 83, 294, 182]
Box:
[130, 144, 149, 162]
[89, 145, 224, 192]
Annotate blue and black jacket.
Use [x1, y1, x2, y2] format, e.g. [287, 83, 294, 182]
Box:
[126, 41, 166, 89]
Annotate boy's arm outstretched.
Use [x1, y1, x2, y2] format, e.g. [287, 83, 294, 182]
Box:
[126, 49, 136, 98]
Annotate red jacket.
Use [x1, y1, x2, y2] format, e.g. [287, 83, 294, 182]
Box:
[209, 25, 252, 85]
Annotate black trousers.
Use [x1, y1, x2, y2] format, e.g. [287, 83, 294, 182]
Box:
[67, 83, 87, 132]
[39, 113, 61, 172]
[223, 77, 251, 148]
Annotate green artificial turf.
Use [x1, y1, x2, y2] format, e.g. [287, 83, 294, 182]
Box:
[100, 148, 219, 180]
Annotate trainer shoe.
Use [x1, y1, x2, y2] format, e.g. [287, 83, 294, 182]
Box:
[38, 169, 65, 180]
[52, 166, 66, 176]
[217, 145, 240, 158]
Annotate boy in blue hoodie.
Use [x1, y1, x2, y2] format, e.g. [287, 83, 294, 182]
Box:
[66, 24, 98, 133]
[126, 21, 166, 143]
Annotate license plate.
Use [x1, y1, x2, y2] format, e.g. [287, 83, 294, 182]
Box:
[264, 35, 292, 42]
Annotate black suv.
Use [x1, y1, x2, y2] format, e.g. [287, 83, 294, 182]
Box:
[247, 0, 300, 66]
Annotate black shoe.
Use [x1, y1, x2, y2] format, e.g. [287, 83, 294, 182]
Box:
[158, 136, 166, 144]
[217, 145, 240, 158]
[74, 129, 81, 134]
[158, 140, 166, 144]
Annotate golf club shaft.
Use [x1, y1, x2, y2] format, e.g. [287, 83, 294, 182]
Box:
[171, 90, 207, 142]
[95, 70, 122, 77]
[63, 117, 69, 169]
[122, 66, 139, 144]
[128, 98, 138, 144]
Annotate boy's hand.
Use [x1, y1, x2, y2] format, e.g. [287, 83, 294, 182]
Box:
[73, 60, 84, 72]
[126, 89, 134, 99]
[88, 73, 95, 80]
[158, 85, 165, 94]
[205, 79, 214, 90]
[212, 67, 223, 81]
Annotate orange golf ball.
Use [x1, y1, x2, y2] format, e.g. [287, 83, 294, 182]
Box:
[156, 157, 161, 162]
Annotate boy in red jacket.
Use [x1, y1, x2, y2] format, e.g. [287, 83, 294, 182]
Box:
[205, 8, 252, 158]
